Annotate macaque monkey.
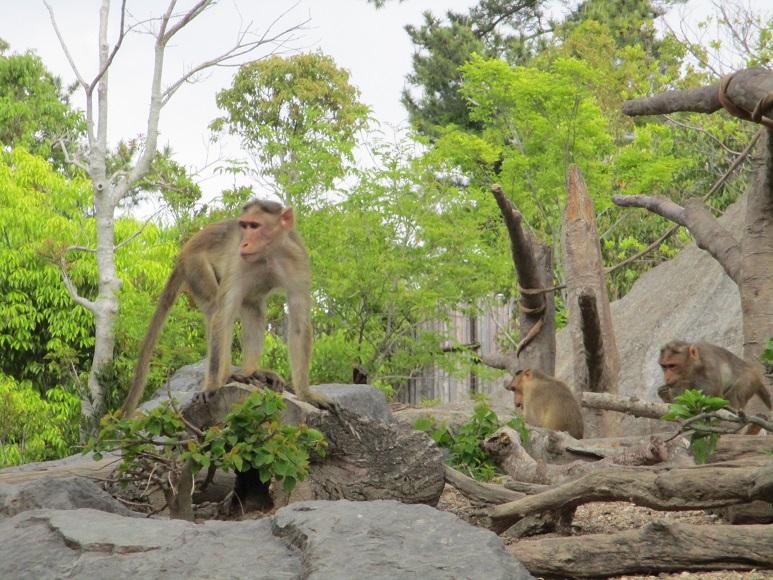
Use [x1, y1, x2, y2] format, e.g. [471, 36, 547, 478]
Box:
[505, 369, 584, 439]
[657, 340, 772, 413]
[122, 199, 323, 416]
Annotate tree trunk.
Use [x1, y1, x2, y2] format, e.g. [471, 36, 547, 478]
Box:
[511, 521, 773, 577]
[740, 128, 773, 410]
[490, 184, 555, 374]
[562, 166, 620, 437]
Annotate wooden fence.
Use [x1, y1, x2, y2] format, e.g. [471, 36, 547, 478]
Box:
[403, 301, 516, 404]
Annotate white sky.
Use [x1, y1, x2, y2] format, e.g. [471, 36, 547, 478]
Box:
[0, 0, 479, 205]
[0, 0, 728, 208]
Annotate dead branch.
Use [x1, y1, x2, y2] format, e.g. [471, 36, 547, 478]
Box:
[580, 392, 669, 419]
[611, 195, 742, 283]
[443, 465, 523, 505]
[623, 66, 773, 124]
[490, 184, 555, 371]
[511, 521, 773, 577]
[487, 459, 773, 533]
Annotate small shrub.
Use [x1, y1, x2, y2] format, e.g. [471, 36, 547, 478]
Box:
[415, 398, 523, 481]
[661, 389, 729, 464]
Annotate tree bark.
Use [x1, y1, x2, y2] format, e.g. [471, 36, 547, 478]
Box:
[491, 184, 556, 374]
[740, 129, 773, 403]
[482, 427, 673, 486]
[622, 66, 773, 119]
[511, 521, 773, 577]
[612, 195, 742, 283]
[488, 459, 773, 533]
[444, 465, 524, 504]
[580, 392, 669, 419]
[562, 165, 620, 437]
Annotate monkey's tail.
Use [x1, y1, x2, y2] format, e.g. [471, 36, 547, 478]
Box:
[121, 265, 185, 416]
[757, 381, 772, 410]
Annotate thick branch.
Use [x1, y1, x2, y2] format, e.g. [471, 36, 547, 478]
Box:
[612, 195, 742, 283]
[580, 392, 669, 419]
[488, 460, 773, 533]
[512, 522, 773, 577]
[444, 465, 523, 505]
[623, 67, 773, 123]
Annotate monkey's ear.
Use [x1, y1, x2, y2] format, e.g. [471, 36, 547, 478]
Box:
[280, 207, 295, 230]
[688, 345, 699, 359]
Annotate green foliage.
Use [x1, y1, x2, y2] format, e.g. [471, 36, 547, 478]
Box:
[92, 390, 326, 498]
[415, 399, 520, 481]
[0, 148, 94, 389]
[762, 337, 773, 366]
[210, 52, 370, 209]
[661, 389, 729, 464]
[0, 42, 85, 170]
[401, 1, 549, 136]
[0, 373, 80, 467]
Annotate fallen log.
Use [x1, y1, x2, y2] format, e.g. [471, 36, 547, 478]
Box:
[443, 465, 523, 505]
[488, 458, 773, 533]
[580, 392, 668, 419]
[483, 427, 675, 485]
[510, 521, 773, 577]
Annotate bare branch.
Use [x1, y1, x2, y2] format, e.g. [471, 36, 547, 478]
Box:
[43, 1, 88, 89]
[612, 194, 687, 224]
[161, 6, 311, 105]
[58, 258, 96, 312]
[113, 206, 166, 252]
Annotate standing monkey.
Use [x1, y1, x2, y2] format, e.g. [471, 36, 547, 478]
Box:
[657, 340, 771, 412]
[122, 199, 323, 416]
[506, 369, 584, 439]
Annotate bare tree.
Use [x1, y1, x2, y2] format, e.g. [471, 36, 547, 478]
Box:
[44, 0, 309, 424]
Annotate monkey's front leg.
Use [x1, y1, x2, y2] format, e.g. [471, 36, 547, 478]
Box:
[193, 293, 239, 404]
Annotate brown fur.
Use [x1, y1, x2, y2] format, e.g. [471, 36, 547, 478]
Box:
[657, 340, 771, 411]
[506, 369, 584, 439]
[122, 200, 321, 415]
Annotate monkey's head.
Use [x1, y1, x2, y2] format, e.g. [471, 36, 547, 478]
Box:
[507, 368, 535, 408]
[238, 201, 294, 262]
[658, 340, 700, 402]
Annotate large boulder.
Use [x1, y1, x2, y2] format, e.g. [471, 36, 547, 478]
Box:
[0, 476, 135, 518]
[0, 502, 533, 579]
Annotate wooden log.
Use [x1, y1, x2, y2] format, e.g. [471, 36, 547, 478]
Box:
[488, 459, 773, 533]
[511, 521, 773, 577]
[562, 165, 620, 438]
[443, 465, 523, 505]
[483, 427, 674, 487]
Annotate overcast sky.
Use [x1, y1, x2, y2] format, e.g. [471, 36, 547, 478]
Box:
[1, 0, 723, 207]
[1, 0, 483, 205]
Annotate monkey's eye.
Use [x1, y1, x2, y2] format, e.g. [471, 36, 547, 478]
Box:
[660, 364, 676, 370]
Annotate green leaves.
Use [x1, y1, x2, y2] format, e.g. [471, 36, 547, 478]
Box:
[210, 52, 370, 209]
[661, 389, 729, 464]
[415, 398, 514, 481]
[91, 389, 327, 499]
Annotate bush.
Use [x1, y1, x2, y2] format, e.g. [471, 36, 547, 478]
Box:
[0, 373, 80, 467]
[415, 398, 527, 481]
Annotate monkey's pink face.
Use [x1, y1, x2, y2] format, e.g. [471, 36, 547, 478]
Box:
[238, 208, 294, 262]
[659, 351, 688, 385]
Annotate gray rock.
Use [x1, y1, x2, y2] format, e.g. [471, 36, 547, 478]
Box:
[0, 502, 531, 579]
[312, 383, 394, 423]
[273, 500, 533, 580]
[0, 476, 135, 518]
[0, 508, 299, 580]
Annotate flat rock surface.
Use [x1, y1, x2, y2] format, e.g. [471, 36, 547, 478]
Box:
[0, 500, 531, 580]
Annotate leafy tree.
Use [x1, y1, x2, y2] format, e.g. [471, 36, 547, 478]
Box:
[0, 148, 94, 389]
[0, 373, 80, 467]
[401, 1, 549, 135]
[301, 132, 509, 394]
[210, 52, 370, 210]
[0, 39, 84, 170]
